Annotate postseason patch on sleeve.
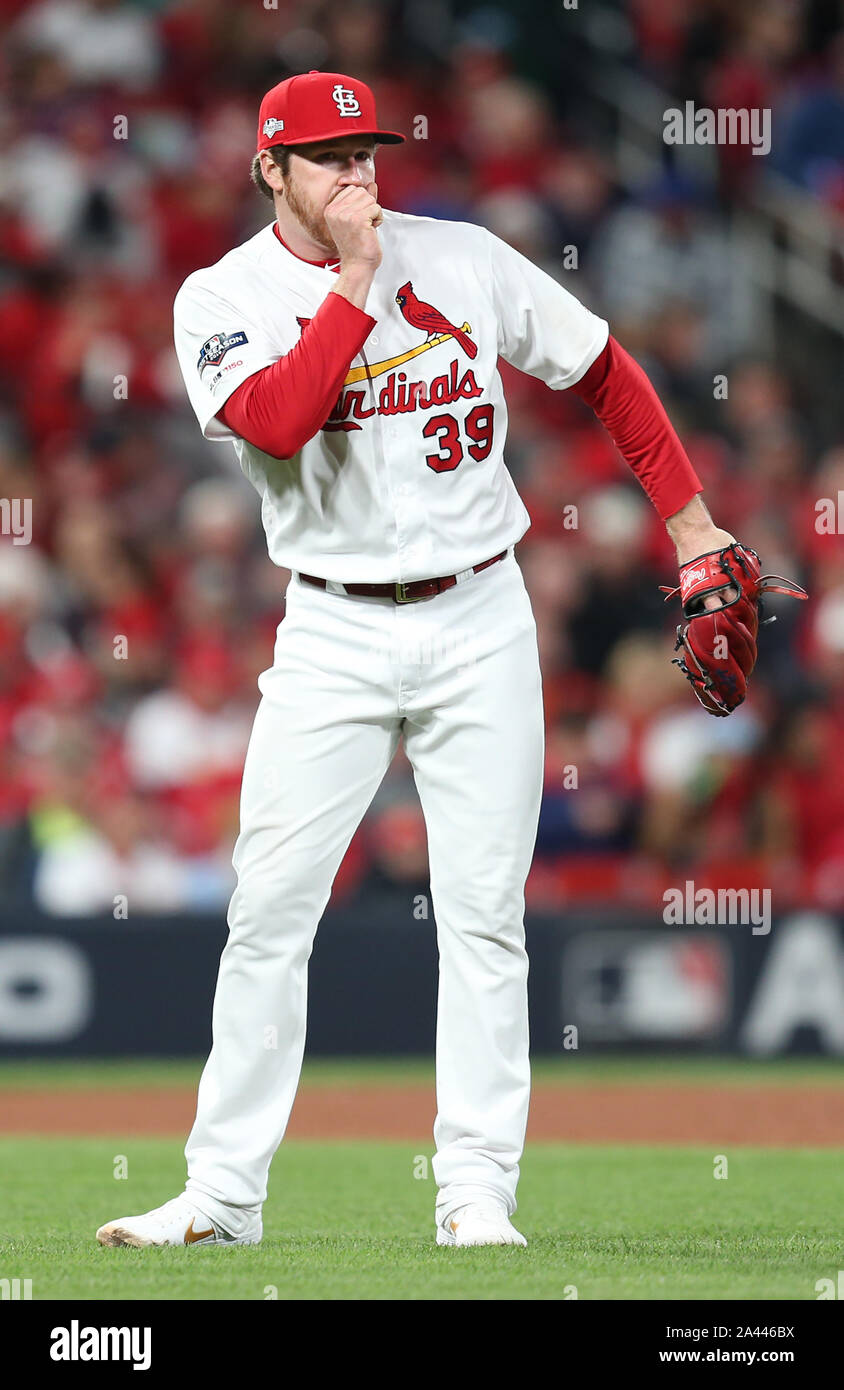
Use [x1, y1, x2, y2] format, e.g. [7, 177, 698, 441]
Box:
[197, 330, 249, 375]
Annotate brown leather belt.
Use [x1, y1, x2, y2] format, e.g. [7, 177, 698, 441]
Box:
[299, 551, 507, 604]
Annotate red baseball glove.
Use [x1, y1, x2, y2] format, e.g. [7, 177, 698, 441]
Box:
[661, 543, 808, 717]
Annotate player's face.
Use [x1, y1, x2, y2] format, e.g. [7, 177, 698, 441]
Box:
[281, 137, 377, 253]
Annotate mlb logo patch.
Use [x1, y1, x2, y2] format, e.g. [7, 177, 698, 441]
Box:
[198, 330, 248, 373]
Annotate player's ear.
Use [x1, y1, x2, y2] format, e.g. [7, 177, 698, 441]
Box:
[259, 149, 287, 196]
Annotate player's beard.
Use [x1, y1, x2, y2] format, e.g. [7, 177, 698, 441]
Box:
[283, 173, 338, 257]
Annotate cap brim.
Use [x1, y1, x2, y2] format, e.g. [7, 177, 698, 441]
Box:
[270, 128, 405, 147]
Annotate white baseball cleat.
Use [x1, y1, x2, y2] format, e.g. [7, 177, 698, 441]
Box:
[96, 1195, 262, 1248]
[436, 1199, 528, 1248]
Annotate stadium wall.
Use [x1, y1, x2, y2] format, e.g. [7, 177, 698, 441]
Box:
[0, 907, 841, 1058]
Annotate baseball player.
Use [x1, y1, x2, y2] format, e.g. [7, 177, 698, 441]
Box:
[96, 70, 791, 1251]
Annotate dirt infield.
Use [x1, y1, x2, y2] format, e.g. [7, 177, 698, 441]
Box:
[1, 1082, 841, 1145]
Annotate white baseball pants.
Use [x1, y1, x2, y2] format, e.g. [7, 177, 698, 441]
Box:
[184, 550, 544, 1233]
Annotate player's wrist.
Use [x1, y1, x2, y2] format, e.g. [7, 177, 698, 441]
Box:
[332, 261, 378, 311]
[672, 527, 736, 566]
[336, 256, 380, 277]
[666, 497, 735, 566]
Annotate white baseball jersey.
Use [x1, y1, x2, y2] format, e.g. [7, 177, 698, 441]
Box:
[173, 210, 609, 583]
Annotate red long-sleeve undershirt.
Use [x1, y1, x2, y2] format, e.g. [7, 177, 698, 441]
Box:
[568, 334, 702, 520]
[218, 307, 702, 521]
[217, 289, 376, 461]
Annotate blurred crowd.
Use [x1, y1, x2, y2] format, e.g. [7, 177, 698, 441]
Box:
[0, 0, 842, 918]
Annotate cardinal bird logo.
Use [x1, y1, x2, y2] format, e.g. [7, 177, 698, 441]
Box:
[395, 282, 478, 359]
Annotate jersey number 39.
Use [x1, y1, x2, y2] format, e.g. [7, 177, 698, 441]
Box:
[422, 404, 495, 473]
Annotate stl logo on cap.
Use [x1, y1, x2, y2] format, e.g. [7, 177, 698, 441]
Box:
[331, 83, 361, 117]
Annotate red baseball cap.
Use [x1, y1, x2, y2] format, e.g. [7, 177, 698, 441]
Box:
[256, 70, 405, 152]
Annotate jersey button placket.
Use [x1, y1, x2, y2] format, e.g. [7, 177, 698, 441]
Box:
[387, 426, 415, 578]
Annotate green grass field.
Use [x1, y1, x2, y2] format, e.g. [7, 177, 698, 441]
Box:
[1, 1139, 841, 1301]
[1, 1054, 843, 1088]
[1, 1058, 842, 1301]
